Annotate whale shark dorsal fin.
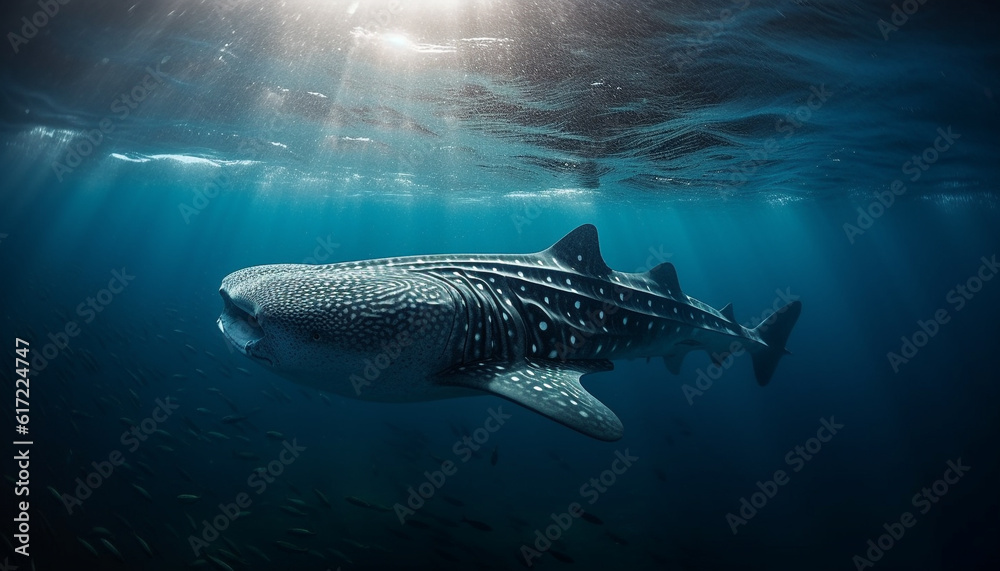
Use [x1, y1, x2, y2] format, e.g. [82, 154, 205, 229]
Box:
[720, 303, 736, 322]
[542, 224, 611, 276]
[436, 359, 623, 441]
[648, 262, 681, 295]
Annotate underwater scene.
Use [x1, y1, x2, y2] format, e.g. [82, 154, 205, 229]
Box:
[1, 0, 998, 570]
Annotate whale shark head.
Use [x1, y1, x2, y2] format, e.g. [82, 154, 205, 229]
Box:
[218, 264, 461, 400]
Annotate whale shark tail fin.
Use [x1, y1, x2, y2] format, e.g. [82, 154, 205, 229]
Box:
[750, 300, 802, 386]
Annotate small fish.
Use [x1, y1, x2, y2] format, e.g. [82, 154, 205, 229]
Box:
[223, 536, 243, 556]
[265, 430, 285, 439]
[217, 548, 247, 564]
[77, 537, 98, 557]
[206, 431, 230, 440]
[133, 532, 153, 557]
[177, 494, 201, 503]
[196, 407, 213, 414]
[550, 550, 575, 563]
[90, 527, 115, 539]
[461, 517, 493, 531]
[275, 540, 309, 553]
[280, 505, 308, 516]
[136, 461, 155, 476]
[206, 554, 234, 571]
[606, 531, 629, 546]
[221, 414, 247, 424]
[131, 484, 153, 502]
[286, 497, 308, 507]
[313, 488, 332, 508]
[580, 511, 604, 525]
[100, 538, 125, 562]
[246, 544, 271, 562]
[442, 495, 465, 507]
[490, 445, 499, 466]
[286, 528, 317, 536]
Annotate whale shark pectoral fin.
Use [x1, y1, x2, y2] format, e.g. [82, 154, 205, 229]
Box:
[663, 353, 684, 375]
[435, 359, 623, 441]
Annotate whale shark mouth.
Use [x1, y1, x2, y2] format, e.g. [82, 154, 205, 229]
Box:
[217, 288, 270, 364]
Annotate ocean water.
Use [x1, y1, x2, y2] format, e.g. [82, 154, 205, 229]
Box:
[1, 0, 999, 570]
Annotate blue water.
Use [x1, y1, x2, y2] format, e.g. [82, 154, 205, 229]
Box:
[1, 0, 998, 569]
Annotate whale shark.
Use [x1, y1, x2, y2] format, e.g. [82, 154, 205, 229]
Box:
[217, 224, 801, 441]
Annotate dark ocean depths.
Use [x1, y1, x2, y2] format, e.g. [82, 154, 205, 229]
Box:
[1, 0, 999, 570]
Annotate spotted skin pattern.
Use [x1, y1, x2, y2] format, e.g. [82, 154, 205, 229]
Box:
[218, 225, 801, 441]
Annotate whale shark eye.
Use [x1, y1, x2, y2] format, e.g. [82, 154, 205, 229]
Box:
[311, 332, 320, 341]
[247, 315, 258, 327]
